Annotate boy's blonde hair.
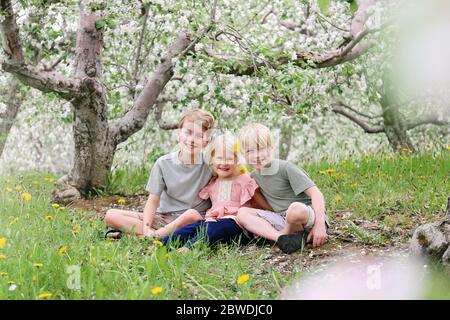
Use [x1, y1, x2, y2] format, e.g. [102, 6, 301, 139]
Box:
[178, 108, 215, 133]
[204, 134, 243, 172]
[238, 123, 273, 152]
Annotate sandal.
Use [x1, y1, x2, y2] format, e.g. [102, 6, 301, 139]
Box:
[104, 227, 123, 239]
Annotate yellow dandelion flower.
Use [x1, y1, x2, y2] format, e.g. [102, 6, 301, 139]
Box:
[0, 238, 6, 249]
[21, 192, 32, 201]
[51, 203, 60, 208]
[426, 143, 432, 148]
[33, 263, 44, 268]
[9, 218, 18, 226]
[117, 198, 126, 204]
[334, 194, 342, 202]
[14, 185, 22, 191]
[0, 255, 6, 260]
[58, 246, 67, 256]
[237, 274, 249, 285]
[152, 240, 163, 247]
[73, 224, 81, 234]
[0, 272, 7, 277]
[7, 280, 15, 285]
[325, 168, 335, 174]
[151, 287, 163, 295]
[37, 292, 52, 299]
[319, 171, 326, 175]
[45, 215, 54, 221]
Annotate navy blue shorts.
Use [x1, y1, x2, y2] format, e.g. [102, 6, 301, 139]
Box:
[160, 218, 251, 248]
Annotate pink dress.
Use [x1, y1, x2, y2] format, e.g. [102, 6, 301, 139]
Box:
[198, 173, 259, 221]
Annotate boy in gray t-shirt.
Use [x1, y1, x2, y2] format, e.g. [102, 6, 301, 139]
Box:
[104, 109, 214, 239]
[237, 123, 329, 254]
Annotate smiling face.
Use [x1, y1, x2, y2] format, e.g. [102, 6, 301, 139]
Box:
[243, 144, 272, 171]
[211, 143, 238, 179]
[178, 119, 209, 156]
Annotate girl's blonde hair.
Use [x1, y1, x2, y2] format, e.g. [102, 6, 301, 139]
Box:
[238, 123, 273, 152]
[204, 134, 243, 173]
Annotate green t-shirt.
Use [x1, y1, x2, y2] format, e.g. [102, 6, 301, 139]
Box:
[251, 159, 316, 212]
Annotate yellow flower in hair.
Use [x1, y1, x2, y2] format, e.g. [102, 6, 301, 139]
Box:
[233, 142, 239, 153]
[238, 166, 247, 175]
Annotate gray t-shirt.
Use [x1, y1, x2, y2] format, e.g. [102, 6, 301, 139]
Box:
[146, 151, 213, 214]
[251, 159, 316, 212]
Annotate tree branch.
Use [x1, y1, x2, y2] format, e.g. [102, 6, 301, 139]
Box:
[332, 103, 385, 133]
[208, 0, 379, 75]
[406, 115, 450, 130]
[2, 62, 79, 99]
[351, 0, 376, 39]
[0, 0, 78, 99]
[109, 32, 194, 144]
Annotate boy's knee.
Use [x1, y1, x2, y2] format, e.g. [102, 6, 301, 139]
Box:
[286, 202, 308, 224]
[104, 209, 118, 225]
[236, 207, 255, 223]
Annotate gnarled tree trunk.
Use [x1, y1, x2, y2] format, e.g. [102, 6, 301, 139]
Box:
[0, 77, 25, 158]
[380, 94, 416, 153]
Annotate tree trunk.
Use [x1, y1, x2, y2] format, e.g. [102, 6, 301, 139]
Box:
[53, 4, 110, 203]
[279, 120, 293, 160]
[380, 88, 416, 153]
[0, 77, 25, 158]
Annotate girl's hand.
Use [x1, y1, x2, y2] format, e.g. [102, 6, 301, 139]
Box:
[143, 226, 155, 238]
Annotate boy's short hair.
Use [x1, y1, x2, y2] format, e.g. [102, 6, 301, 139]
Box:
[178, 108, 215, 133]
[238, 123, 273, 151]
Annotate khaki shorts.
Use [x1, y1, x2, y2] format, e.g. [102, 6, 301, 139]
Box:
[130, 210, 186, 229]
[254, 206, 330, 232]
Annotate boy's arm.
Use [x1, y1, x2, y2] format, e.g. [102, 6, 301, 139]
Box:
[304, 186, 327, 247]
[246, 188, 273, 211]
[143, 194, 160, 236]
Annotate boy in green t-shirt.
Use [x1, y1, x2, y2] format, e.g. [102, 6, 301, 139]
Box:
[237, 123, 329, 254]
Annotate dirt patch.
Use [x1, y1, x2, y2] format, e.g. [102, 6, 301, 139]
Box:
[69, 195, 148, 219]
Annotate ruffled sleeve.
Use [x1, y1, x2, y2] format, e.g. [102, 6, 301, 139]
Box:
[198, 177, 216, 200]
[239, 174, 259, 205]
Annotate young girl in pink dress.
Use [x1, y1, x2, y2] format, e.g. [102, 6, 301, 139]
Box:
[160, 134, 272, 247]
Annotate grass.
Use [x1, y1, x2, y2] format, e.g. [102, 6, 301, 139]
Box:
[0, 150, 449, 299]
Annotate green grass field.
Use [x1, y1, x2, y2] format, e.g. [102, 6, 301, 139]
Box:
[0, 151, 449, 299]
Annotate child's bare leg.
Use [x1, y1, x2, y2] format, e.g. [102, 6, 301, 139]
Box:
[236, 207, 282, 242]
[151, 209, 203, 238]
[104, 209, 145, 238]
[280, 202, 309, 234]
